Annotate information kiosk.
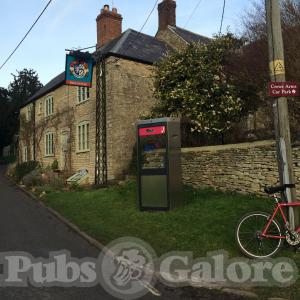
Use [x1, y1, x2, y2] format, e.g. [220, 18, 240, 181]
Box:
[137, 118, 182, 211]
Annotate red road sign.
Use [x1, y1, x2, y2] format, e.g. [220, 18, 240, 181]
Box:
[269, 82, 299, 97]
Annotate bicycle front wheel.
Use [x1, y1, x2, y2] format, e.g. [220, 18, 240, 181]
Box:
[236, 211, 283, 258]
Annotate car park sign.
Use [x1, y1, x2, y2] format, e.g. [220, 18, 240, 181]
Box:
[269, 82, 299, 97]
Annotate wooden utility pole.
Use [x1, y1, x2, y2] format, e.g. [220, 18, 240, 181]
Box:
[265, 0, 298, 228]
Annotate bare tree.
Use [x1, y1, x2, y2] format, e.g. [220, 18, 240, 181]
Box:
[234, 0, 300, 139]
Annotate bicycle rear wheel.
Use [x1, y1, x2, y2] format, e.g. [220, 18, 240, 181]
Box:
[235, 211, 283, 258]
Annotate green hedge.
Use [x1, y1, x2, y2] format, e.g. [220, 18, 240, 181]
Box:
[0, 156, 16, 165]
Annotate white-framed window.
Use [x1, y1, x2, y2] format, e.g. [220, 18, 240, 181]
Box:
[45, 132, 54, 156]
[77, 87, 90, 104]
[23, 146, 28, 162]
[45, 96, 54, 117]
[77, 122, 90, 152]
[247, 113, 255, 131]
[26, 104, 33, 121]
[39, 102, 43, 115]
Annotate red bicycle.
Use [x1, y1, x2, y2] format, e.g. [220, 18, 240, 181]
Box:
[235, 184, 300, 258]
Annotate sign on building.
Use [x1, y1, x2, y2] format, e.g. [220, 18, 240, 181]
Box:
[65, 52, 93, 87]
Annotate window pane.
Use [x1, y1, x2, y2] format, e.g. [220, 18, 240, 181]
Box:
[82, 125, 85, 150]
[82, 87, 85, 101]
[47, 134, 50, 154]
[46, 135, 48, 155]
[78, 126, 82, 150]
[45, 133, 54, 155]
[51, 98, 54, 114]
[86, 124, 90, 149]
[51, 134, 53, 154]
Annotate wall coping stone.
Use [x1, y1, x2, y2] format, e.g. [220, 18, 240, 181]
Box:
[182, 140, 276, 153]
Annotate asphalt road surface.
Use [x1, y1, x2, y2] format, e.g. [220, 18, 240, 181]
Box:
[0, 166, 248, 300]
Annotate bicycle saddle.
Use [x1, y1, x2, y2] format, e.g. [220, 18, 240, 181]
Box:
[264, 184, 296, 194]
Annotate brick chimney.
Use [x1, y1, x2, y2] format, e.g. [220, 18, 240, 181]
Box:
[96, 4, 122, 49]
[158, 0, 176, 31]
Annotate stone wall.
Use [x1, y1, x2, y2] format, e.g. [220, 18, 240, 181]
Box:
[20, 70, 97, 184]
[105, 57, 157, 181]
[19, 56, 157, 184]
[181, 140, 300, 195]
[156, 28, 188, 51]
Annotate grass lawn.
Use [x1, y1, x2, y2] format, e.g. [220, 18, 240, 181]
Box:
[44, 181, 300, 299]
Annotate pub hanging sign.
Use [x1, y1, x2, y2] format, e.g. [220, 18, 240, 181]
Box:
[65, 52, 93, 87]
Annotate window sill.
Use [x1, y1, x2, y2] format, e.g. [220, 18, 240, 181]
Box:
[45, 114, 54, 119]
[45, 154, 55, 158]
[76, 149, 90, 154]
[76, 99, 90, 106]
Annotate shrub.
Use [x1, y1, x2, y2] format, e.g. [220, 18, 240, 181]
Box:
[42, 165, 53, 173]
[14, 161, 39, 182]
[49, 175, 65, 191]
[0, 156, 16, 165]
[5, 162, 17, 177]
[51, 159, 59, 171]
[35, 185, 56, 197]
[23, 170, 43, 188]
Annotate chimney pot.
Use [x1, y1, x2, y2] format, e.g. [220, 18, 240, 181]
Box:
[104, 4, 110, 11]
[112, 8, 118, 14]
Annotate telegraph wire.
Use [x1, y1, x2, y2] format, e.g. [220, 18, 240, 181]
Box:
[65, 45, 96, 52]
[74, 45, 96, 51]
[219, 0, 226, 35]
[184, 0, 203, 29]
[139, 0, 160, 33]
[0, 0, 53, 72]
[104, 0, 159, 66]
[66, 0, 159, 55]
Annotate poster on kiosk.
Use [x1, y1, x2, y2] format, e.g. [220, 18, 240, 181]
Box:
[137, 118, 182, 211]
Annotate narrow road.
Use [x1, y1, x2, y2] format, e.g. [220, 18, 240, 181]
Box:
[0, 166, 245, 300]
[0, 165, 117, 299]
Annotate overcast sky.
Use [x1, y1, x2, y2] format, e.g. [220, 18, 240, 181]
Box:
[0, 0, 257, 89]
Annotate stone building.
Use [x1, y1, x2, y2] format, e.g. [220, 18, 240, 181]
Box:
[19, 0, 209, 184]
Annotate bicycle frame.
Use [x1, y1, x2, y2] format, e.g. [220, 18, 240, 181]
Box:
[262, 194, 300, 239]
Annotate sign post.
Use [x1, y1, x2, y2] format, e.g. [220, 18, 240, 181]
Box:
[65, 51, 93, 87]
[266, 0, 298, 228]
